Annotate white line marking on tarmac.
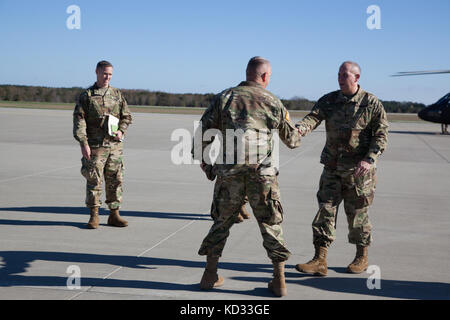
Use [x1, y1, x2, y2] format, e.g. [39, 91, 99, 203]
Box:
[67, 290, 85, 300]
[0, 150, 152, 184]
[102, 219, 197, 279]
[136, 220, 197, 258]
[67, 219, 198, 300]
[279, 138, 321, 168]
[415, 134, 450, 163]
[0, 165, 79, 183]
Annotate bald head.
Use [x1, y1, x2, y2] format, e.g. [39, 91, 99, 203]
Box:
[338, 61, 361, 95]
[340, 61, 361, 75]
[246, 56, 272, 88]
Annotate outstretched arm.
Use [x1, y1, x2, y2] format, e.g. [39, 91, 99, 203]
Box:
[278, 106, 302, 149]
[295, 101, 325, 136]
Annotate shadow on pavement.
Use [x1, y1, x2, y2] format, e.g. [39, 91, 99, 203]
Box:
[233, 265, 450, 300]
[1, 250, 448, 299]
[389, 130, 445, 136]
[0, 207, 211, 229]
[289, 275, 449, 300]
[0, 250, 274, 297]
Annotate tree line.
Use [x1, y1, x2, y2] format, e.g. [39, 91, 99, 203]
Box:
[0, 84, 426, 113]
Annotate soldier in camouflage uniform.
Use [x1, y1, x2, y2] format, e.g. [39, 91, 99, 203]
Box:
[295, 61, 388, 275]
[73, 61, 132, 229]
[193, 57, 302, 297]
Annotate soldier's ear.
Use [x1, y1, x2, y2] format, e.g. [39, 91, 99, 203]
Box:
[355, 73, 361, 82]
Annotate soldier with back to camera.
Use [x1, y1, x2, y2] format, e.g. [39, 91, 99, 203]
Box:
[193, 57, 302, 297]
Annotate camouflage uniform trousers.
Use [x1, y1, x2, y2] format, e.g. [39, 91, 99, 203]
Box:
[80, 142, 124, 209]
[198, 173, 291, 262]
[312, 167, 377, 248]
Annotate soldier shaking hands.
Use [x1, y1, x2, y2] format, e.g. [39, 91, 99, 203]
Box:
[295, 61, 388, 276]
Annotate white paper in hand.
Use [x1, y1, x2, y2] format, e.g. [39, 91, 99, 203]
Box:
[107, 115, 120, 137]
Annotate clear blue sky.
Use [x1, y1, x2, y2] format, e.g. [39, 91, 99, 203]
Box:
[0, 0, 449, 104]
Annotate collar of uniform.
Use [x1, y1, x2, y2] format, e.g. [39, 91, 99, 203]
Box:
[337, 85, 365, 104]
[92, 82, 110, 95]
[238, 80, 263, 89]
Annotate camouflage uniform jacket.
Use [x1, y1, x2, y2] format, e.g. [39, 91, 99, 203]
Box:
[296, 86, 388, 170]
[73, 83, 132, 147]
[193, 81, 301, 176]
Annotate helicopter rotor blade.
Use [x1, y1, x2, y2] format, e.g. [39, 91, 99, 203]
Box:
[391, 70, 450, 77]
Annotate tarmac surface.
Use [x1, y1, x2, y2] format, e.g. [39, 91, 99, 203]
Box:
[0, 107, 449, 300]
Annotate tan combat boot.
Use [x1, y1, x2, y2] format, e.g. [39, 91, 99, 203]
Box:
[234, 204, 250, 223]
[268, 261, 287, 297]
[200, 256, 224, 290]
[234, 213, 244, 223]
[239, 204, 251, 220]
[87, 207, 99, 229]
[295, 245, 328, 276]
[347, 245, 368, 274]
[107, 209, 128, 227]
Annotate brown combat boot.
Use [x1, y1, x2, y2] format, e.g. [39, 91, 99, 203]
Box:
[268, 261, 287, 297]
[295, 245, 328, 276]
[107, 209, 128, 227]
[234, 213, 244, 223]
[234, 204, 250, 223]
[347, 245, 368, 274]
[200, 256, 224, 290]
[239, 204, 251, 220]
[87, 207, 99, 229]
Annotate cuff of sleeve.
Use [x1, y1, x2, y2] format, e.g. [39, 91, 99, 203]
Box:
[79, 139, 89, 147]
[365, 152, 378, 162]
[118, 126, 127, 135]
[295, 124, 307, 136]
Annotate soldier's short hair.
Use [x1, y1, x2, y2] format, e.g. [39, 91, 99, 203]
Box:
[341, 61, 361, 75]
[246, 56, 271, 78]
[96, 60, 113, 71]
